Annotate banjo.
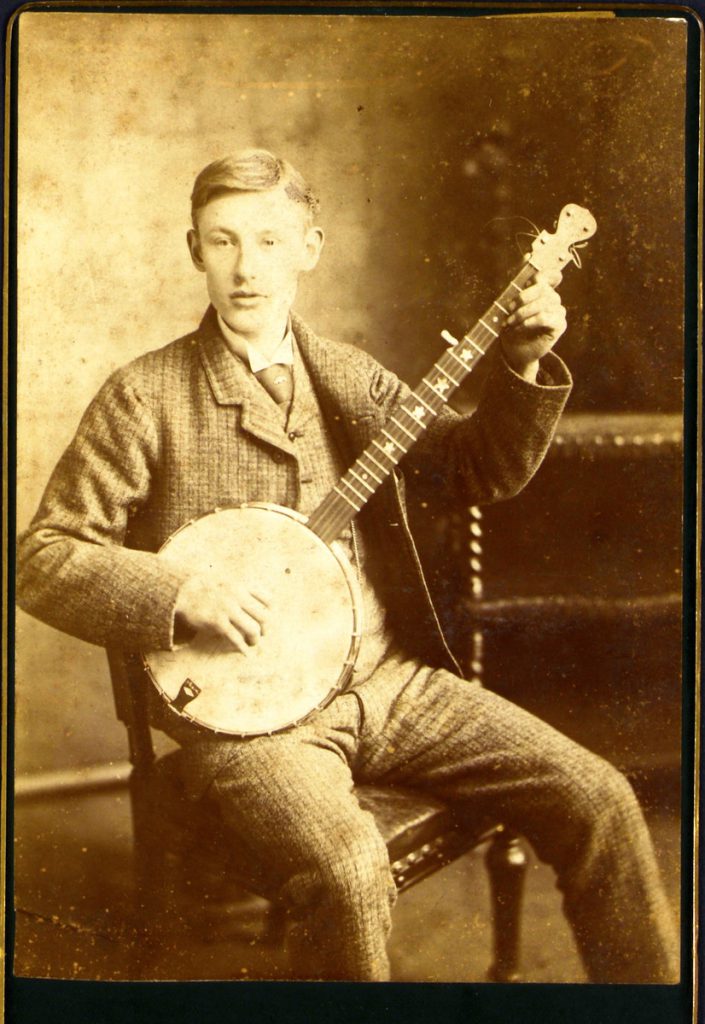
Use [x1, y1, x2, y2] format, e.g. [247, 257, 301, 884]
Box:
[143, 204, 596, 737]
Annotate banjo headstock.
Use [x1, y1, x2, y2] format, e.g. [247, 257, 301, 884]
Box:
[529, 204, 597, 273]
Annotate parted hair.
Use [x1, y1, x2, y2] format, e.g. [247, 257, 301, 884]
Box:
[190, 149, 320, 226]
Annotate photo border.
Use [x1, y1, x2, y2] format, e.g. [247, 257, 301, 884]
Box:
[2, 2, 701, 1022]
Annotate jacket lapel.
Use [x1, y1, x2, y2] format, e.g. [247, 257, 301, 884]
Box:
[197, 307, 296, 455]
[291, 313, 386, 459]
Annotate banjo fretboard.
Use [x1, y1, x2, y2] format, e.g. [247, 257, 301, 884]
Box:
[307, 260, 536, 544]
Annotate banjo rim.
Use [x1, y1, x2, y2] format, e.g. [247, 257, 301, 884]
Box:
[142, 502, 364, 738]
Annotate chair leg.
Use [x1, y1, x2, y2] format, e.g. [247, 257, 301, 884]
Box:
[130, 792, 166, 917]
[127, 774, 171, 979]
[485, 827, 527, 982]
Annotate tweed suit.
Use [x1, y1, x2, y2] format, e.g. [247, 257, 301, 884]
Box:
[17, 307, 677, 982]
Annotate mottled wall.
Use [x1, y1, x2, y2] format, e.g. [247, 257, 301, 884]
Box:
[15, 12, 686, 773]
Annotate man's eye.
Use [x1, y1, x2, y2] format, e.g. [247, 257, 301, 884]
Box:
[263, 239, 276, 247]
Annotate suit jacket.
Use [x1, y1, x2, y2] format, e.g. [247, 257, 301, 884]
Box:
[17, 306, 572, 671]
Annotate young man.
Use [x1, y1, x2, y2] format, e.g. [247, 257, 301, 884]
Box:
[17, 149, 677, 982]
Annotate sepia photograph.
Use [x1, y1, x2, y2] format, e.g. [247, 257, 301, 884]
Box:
[7, 2, 697, 1016]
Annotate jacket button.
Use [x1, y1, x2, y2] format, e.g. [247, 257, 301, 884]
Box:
[288, 429, 303, 441]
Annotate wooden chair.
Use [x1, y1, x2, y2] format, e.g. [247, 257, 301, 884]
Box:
[109, 649, 527, 981]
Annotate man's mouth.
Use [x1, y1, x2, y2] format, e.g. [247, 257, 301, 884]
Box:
[230, 291, 265, 302]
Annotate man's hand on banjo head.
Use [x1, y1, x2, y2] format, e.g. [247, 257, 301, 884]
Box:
[500, 266, 567, 382]
[174, 571, 271, 655]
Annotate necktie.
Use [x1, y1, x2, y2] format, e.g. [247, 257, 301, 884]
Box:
[254, 363, 293, 405]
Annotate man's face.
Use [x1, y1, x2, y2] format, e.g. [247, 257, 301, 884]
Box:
[188, 187, 323, 347]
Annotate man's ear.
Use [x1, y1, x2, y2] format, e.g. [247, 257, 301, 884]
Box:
[187, 228, 205, 272]
[301, 226, 324, 272]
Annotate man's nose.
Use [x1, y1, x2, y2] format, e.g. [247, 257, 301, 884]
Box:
[232, 244, 258, 282]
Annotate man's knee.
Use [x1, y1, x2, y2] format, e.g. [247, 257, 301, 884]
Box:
[595, 758, 639, 814]
[552, 747, 642, 838]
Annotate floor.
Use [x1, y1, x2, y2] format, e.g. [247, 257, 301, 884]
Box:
[11, 784, 680, 984]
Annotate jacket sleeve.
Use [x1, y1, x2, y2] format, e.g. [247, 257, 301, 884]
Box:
[380, 348, 572, 505]
[16, 371, 190, 651]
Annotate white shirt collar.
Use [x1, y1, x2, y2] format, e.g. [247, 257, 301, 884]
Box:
[217, 312, 295, 373]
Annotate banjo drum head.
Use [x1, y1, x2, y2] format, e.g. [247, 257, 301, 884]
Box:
[144, 504, 362, 736]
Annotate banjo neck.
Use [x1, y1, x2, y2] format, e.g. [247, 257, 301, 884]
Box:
[306, 261, 536, 544]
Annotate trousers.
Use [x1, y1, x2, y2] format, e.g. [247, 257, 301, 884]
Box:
[180, 652, 678, 982]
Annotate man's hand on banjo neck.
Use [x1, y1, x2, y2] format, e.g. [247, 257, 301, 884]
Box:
[500, 266, 567, 381]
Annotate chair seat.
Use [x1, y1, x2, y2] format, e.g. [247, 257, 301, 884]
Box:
[138, 750, 494, 897]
